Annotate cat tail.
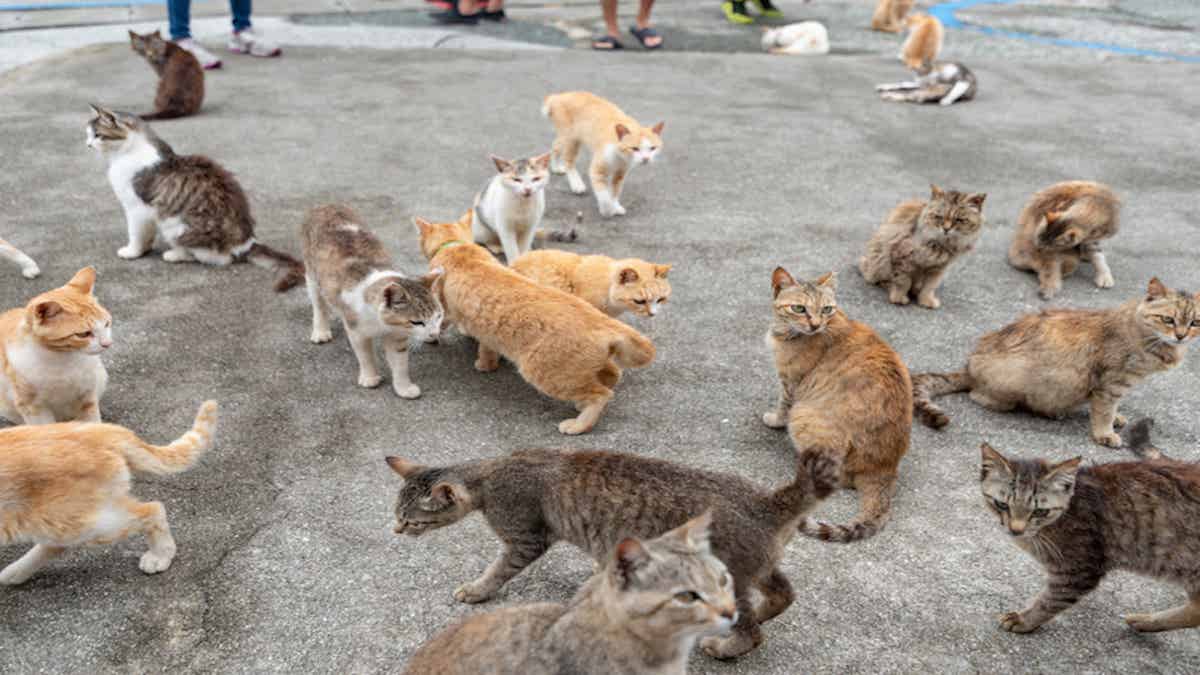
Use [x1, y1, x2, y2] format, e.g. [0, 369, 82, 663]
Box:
[121, 401, 218, 475]
[799, 471, 895, 544]
[912, 370, 971, 429]
[1126, 418, 1163, 460]
[608, 327, 655, 370]
[534, 228, 578, 244]
[139, 109, 187, 121]
[246, 242, 305, 292]
[770, 450, 841, 518]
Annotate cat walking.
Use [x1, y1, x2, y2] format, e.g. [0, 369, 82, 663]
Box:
[0, 237, 39, 279]
[129, 30, 204, 121]
[512, 249, 672, 319]
[1008, 181, 1120, 299]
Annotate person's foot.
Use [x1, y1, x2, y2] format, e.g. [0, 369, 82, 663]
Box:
[722, 0, 754, 24]
[228, 29, 282, 57]
[753, 0, 784, 18]
[431, 4, 480, 24]
[628, 24, 662, 49]
[481, 8, 506, 21]
[592, 34, 624, 50]
[174, 38, 222, 69]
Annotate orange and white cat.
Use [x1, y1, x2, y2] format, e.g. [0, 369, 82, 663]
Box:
[512, 249, 672, 319]
[0, 400, 217, 584]
[1, 237, 40, 279]
[900, 14, 943, 70]
[0, 268, 112, 425]
[543, 92, 664, 219]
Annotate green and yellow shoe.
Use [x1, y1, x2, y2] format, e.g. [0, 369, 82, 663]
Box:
[753, 0, 784, 19]
[722, 0, 754, 24]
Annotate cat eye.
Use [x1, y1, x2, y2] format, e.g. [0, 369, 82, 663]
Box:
[1192, 320, 1200, 327]
[674, 591, 701, 604]
[410, 321, 425, 326]
[992, 499, 1009, 512]
[821, 306, 834, 315]
[1161, 316, 1175, 326]
[76, 331, 93, 338]
[634, 299, 647, 305]
[790, 305, 807, 314]
[1032, 508, 1049, 518]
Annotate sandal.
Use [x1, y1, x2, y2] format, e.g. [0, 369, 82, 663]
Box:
[629, 25, 662, 50]
[591, 35, 624, 50]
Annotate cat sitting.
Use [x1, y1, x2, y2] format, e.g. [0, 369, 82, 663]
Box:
[129, 30, 204, 121]
[472, 153, 552, 264]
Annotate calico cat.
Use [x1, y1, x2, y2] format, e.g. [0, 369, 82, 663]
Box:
[761, 22, 830, 56]
[512, 249, 672, 319]
[0, 400, 217, 585]
[980, 433, 1200, 634]
[403, 513, 736, 675]
[765, 268, 913, 543]
[914, 278, 1198, 447]
[543, 92, 664, 219]
[859, 185, 986, 309]
[414, 212, 654, 435]
[0, 268, 111, 425]
[128, 30, 204, 121]
[877, 61, 978, 106]
[300, 204, 444, 399]
[0, 237, 39, 279]
[86, 105, 304, 291]
[1008, 181, 1120, 300]
[899, 14, 943, 70]
[472, 153, 551, 263]
[386, 448, 838, 659]
[871, 0, 914, 33]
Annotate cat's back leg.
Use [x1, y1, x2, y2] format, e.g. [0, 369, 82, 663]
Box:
[1125, 592, 1200, 632]
[0, 545, 67, 585]
[305, 275, 334, 344]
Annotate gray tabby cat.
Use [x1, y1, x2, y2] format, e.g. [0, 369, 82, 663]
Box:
[981, 425, 1200, 634]
[85, 105, 303, 291]
[403, 513, 735, 675]
[0, 237, 39, 279]
[300, 204, 444, 398]
[386, 448, 838, 659]
[877, 61, 977, 105]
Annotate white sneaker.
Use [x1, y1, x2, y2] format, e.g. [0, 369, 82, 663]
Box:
[174, 38, 222, 69]
[228, 29, 282, 57]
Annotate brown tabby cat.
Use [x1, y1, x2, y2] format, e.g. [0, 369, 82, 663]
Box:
[981, 429, 1200, 634]
[386, 448, 838, 659]
[859, 185, 986, 309]
[765, 268, 913, 543]
[914, 278, 1198, 447]
[512, 249, 672, 319]
[403, 513, 735, 675]
[1008, 181, 1120, 300]
[128, 30, 204, 121]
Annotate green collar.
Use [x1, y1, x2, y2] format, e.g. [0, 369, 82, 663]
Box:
[434, 240, 466, 255]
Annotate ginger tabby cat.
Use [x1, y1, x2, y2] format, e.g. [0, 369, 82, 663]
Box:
[512, 249, 672, 319]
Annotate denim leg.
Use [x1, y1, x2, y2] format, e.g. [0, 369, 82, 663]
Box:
[168, 0, 191, 40]
[231, 0, 252, 32]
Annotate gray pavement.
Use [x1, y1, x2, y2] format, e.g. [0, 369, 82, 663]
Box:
[2, 5, 1200, 675]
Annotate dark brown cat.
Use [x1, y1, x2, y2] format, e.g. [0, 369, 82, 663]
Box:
[129, 30, 204, 121]
[386, 448, 838, 660]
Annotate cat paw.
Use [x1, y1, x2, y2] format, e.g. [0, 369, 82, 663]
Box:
[310, 329, 333, 344]
[162, 248, 193, 263]
[998, 611, 1040, 634]
[117, 245, 147, 260]
[558, 418, 593, 435]
[1092, 431, 1122, 448]
[700, 633, 758, 660]
[453, 582, 494, 604]
[1038, 286, 1060, 301]
[474, 358, 499, 373]
[567, 176, 588, 195]
[610, 202, 626, 216]
[887, 293, 911, 305]
[357, 373, 383, 388]
[917, 295, 941, 310]
[138, 549, 175, 574]
[0, 564, 33, 585]
[393, 383, 421, 400]
[1094, 271, 1115, 289]
[1113, 414, 1128, 429]
[1123, 613, 1167, 632]
[762, 412, 787, 429]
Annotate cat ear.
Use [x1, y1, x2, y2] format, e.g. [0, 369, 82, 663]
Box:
[32, 301, 62, 323]
[654, 264, 672, 279]
[1147, 277, 1168, 300]
[431, 481, 469, 506]
[413, 216, 434, 237]
[611, 537, 651, 588]
[128, 30, 138, 40]
[385, 456, 424, 478]
[532, 152, 552, 170]
[152, 30, 162, 37]
[980, 442, 1011, 474]
[664, 510, 714, 552]
[89, 103, 115, 122]
[966, 193, 987, 210]
[929, 184, 944, 200]
[771, 267, 796, 298]
[490, 154, 513, 173]
[650, 121, 665, 136]
[419, 267, 445, 289]
[458, 209, 474, 229]
[614, 124, 631, 140]
[66, 267, 96, 295]
[383, 282, 409, 308]
[618, 268, 639, 285]
[1043, 457, 1082, 492]
[814, 271, 837, 291]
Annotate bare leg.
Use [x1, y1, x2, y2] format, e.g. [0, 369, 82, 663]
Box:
[454, 537, 550, 603]
[384, 338, 420, 399]
[306, 276, 333, 343]
[1000, 571, 1102, 633]
[1125, 592, 1200, 632]
[346, 325, 381, 388]
[601, 0, 620, 39]
[634, 0, 661, 47]
[0, 545, 67, 585]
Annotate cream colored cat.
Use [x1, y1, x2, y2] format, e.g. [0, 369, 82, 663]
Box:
[0, 268, 112, 425]
[512, 249, 672, 319]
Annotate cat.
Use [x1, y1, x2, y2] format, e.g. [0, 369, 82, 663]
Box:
[414, 212, 655, 435]
[914, 278, 1199, 447]
[877, 61, 978, 105]
[871, 0, 914, 33]
[0, 267, 111, 425]
[0, 400, 218, 585]
[402, 513, 736, 675]
[386, 448, 838, 659]
[300, 204, 444, 399]
[1008, 181, 1121, 300]
[472, 153, 551, 263]
[980, 433, 1200, 634]
[858, 185, 987, 309]
[761, 22, 830, 56]
[511, 249, 672, 319]
[764, 268, 913, 543]
[899, 14, 943, 70]
[128, 30, 204, 121]
[543, 92, 664, 219]
[0, 237, 39, 279]
[86, 104, 304, 292]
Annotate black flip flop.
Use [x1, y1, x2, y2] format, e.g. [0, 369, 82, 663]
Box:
[591, 35, 624, 50]
[628, 25, 662, 50]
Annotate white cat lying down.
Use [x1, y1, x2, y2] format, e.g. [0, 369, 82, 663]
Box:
[762, 22, 830, 56]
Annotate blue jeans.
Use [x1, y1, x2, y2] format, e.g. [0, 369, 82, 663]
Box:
[168, 0, 252, 41]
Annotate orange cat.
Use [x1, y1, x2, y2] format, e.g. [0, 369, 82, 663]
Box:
[414, 211, 655, 434]
[900, 14, 944, 70]
[871, 0, 914, 33]
[0, 268, 112, 425]
[543, 92, 664, 219]
[511, 249, 672, 319]
[0, 400, 218, 584]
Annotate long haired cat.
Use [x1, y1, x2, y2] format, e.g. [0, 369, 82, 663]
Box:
[472, 153, 551, 263]
[128, 30, 204, 121]
[300, 204, 444, 399]
[512, 249, 672, 319]
[414, 212, 654, 435]
[914, 278, 1198, 447]
[403, 513, 736, 675]
[0, 268, 111, 425]
[543, 92, 664, 219]
[761, 22, 830, 55]
[1008, 181, 1121, 299]
[877, 61, 978, 106]
[980, 434, 1200, 634]
[765, 268, 913, 543]
[0, 237, 39, 279]
[899, 14, 944, 70]
[387, 448, 837, 659]
[859, 185, 986, 309]
[871, 0, 914, 33]
[86, 105, 304, 292]
[0, 400, 217, 585]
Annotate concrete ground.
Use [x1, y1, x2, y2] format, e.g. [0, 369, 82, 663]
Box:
[2, 2, 1200, 674]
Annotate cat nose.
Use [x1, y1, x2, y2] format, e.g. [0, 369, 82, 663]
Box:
[100, 338, 113, 348]
[1176, 329, 1188, 341]
[720, 608, 738, 622]
[1008, 520, 1027, 536]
